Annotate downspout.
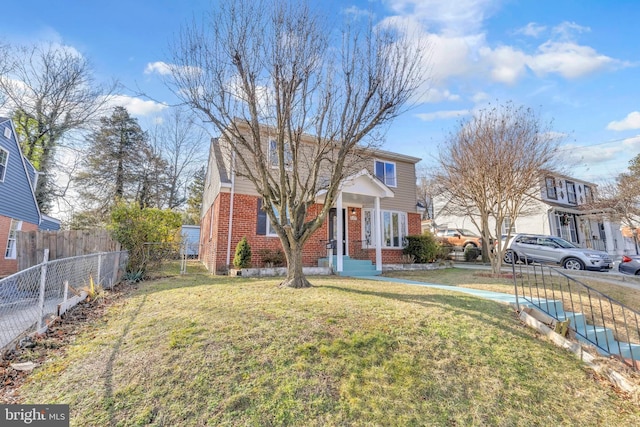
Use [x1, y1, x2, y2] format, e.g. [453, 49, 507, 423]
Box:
[225, 151, 236, 269]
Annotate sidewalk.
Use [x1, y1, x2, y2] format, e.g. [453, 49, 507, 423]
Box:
[361, 274, 522, 306]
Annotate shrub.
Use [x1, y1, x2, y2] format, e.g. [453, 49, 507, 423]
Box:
[403, 234, 439, 263]
[436, 237, 454, 260]
[233, 237, 252, 269]
[109, 201, 182, 275]
[258, 248, 286, 267]
[464, 245, 481, 262]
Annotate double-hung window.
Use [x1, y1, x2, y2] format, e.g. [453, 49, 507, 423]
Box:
[545, 177, 556, 200]
[5, 219, 21, 259]
[374, 160, 396, 187]
[501, 216, 516, 235]
[0, 147, 8, 182]
[268, 139, 293, 169]
[584, 185, 593, 204]
[566, 181, 577, 205]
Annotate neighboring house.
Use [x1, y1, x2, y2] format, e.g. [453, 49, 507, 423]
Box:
[0, 117, 41, 276]
[200, 122, 422, 274]
[433, 172, 628, 256]
[180, 225, 200, 257]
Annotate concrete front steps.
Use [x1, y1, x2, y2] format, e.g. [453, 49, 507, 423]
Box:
[521, 298, 639, 361]
[317, 256, 381, 277]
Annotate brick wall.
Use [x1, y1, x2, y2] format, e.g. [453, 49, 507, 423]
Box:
[201, 197, 423, 274]
[0, 216, 39, 277]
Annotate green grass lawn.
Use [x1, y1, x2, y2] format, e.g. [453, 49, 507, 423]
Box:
[384, 267, 640, 311]
[17, 273, 640, 426]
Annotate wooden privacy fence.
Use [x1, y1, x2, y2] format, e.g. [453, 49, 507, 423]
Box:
[16, 229, 121, 271]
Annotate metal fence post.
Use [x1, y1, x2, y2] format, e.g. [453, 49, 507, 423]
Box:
[512, 257, 520, 312]
[97, 253, 103, 287]
[37, 249, 50, 330]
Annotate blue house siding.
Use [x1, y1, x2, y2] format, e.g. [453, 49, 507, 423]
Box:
[0, 118, 41, 226]
[40, 215, 61, 231]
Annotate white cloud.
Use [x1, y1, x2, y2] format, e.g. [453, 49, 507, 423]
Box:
[552, 21, 590, 40]
[381, 1, 628, 97]
[622, 135, 640, 149]
[480, 45, 528, 84]
[528, 41, 614, 78]
[415, 109, 470, 121]
[607, 112, 640, 131]
[144, 61, 173, 75]
[562, 142, 624, 165]
[385, 0, 497, 36]
[103, 95, 168, 116]
[514, 23, 547, 38]
[471, 91, 490, 103]
[342, 6, 372, 18]
[417, 88, 461, 103]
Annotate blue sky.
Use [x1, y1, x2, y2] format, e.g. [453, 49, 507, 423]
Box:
[2, 0, 639, 184]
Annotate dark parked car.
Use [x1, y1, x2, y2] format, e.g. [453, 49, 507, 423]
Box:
[619, 255, 640, 275]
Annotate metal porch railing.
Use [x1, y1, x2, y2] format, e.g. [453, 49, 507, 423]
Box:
[512, 260, 640, 370]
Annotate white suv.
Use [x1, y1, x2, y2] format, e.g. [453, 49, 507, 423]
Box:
[504, 234, 613, 271]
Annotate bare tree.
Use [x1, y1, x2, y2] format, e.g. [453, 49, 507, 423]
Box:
[433, 102, 561, 274]
[148, 107, 208, 209]
[166, 0, 427, 288]
[416, 166, 439, 222]
[590, 157, 640, 254]
[0, 43, 114, 212]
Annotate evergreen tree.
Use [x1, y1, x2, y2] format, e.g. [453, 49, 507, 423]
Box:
[75, 107, 153, 223]
[183, 165, 205, 225]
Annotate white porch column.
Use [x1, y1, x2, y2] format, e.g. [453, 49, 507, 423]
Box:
[337, 191, 343, 273]
[375, 196, 382, 271]
[603, 220, 615, 254]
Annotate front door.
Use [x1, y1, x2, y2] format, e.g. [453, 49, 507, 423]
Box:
[329, 208, 347, 254]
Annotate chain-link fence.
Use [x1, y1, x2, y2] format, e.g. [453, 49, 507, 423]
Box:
[143, 242, 208, 277]
[0, 250, 128, 351]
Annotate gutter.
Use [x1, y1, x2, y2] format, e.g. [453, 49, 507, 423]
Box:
[225, 151, 236, 268]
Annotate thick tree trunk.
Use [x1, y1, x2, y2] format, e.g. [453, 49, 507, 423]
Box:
[280, 243, 312, 288]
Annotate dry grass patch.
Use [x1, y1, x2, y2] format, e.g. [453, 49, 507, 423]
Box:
[12, 274, 640, 426]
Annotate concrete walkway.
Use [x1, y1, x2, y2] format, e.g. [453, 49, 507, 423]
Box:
[361, 275, 522, 306]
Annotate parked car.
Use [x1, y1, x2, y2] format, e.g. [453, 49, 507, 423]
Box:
[503, 233, 613, 271]
[619, 255, 640, 275]
[436, 228, 482, 250]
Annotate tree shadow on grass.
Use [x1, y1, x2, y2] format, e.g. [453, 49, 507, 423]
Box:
[318, 283, 539, 343]
[103, 294, 147, 426]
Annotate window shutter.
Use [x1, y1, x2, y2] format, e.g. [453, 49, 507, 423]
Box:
[256, 198, 267, 235]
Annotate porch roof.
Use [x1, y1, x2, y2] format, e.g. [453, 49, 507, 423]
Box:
[316, 169, 394, 205]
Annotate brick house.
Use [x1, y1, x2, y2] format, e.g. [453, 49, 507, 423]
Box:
[199, 123, 422, 274]
[0, 118, 42, 276]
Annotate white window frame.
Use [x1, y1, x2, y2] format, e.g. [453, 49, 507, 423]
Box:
[566, 181, 577, 205]
[584, 185, 593, 204]
[0, 147, 8, 182]
[374, 160, 397, 187]
[268, 139, 293, 170]
[501, 216, 516, 235]
[266, 207, 289, 237]
[5, 219, 21, 259]
[545, 177, 556, 200]
[363, 209, 407, 249]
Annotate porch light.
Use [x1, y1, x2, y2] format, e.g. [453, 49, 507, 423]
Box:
[350, 207, 356, 215]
